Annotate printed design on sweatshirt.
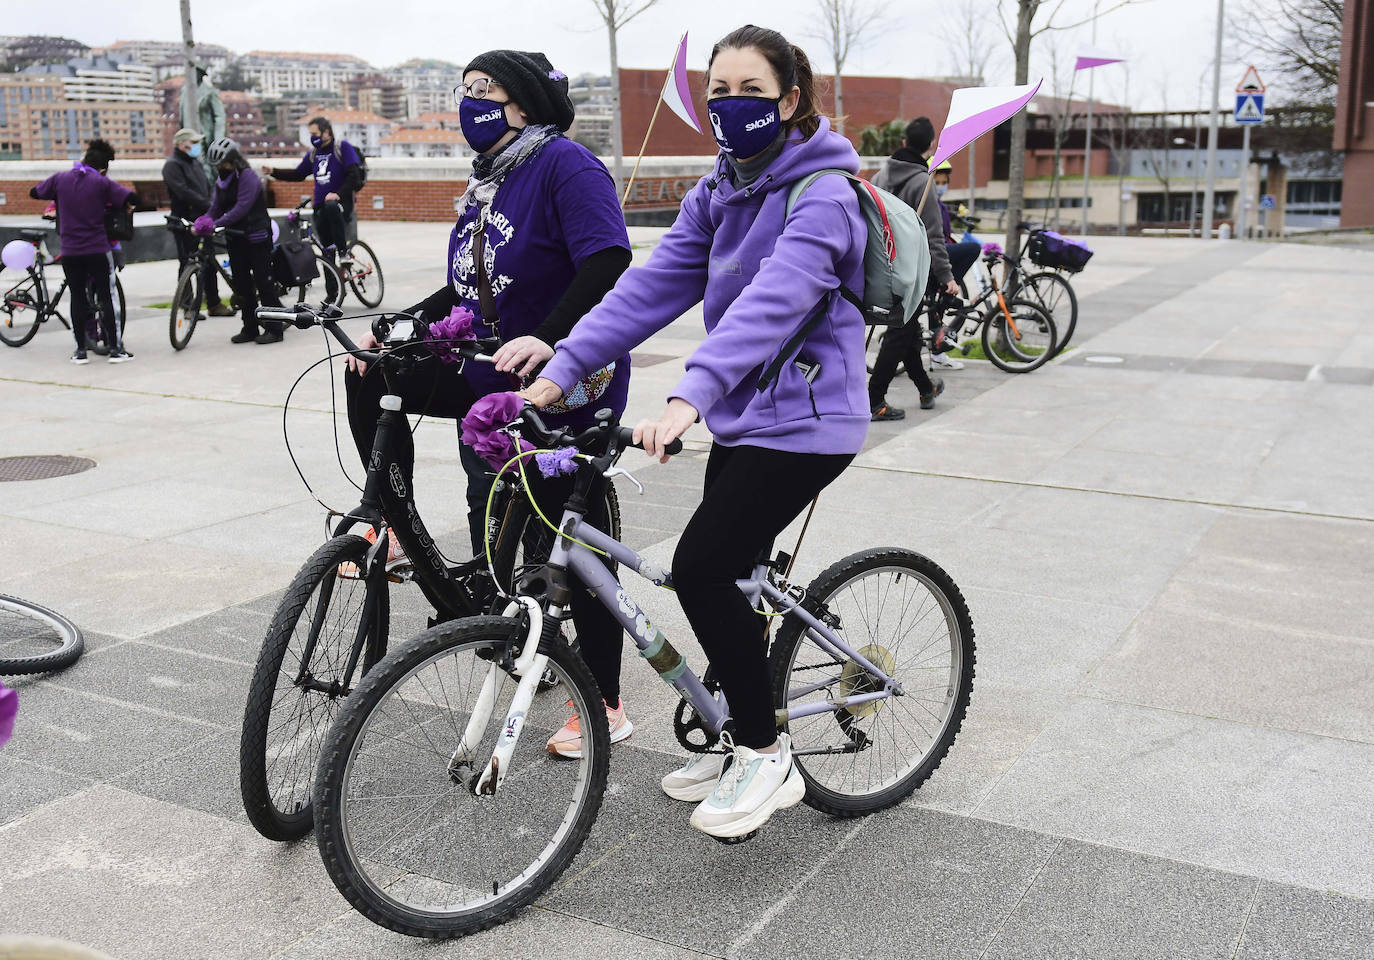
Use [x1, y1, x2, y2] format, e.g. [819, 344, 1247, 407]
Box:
[451, 210, 516, 302]
[315, 155, 332, 185]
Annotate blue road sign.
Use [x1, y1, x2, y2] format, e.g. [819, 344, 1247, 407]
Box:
[1260, 195, 1276, 210]
[1235, 93, 1264, 124]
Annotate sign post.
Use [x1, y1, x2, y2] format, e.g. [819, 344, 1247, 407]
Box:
[1233, 66, 1265, 240]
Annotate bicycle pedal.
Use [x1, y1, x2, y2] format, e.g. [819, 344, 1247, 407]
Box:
[714, 830, 757, 845]
[959, 343, 973, 356]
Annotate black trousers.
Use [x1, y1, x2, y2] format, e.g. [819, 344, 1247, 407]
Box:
[224, 236, 282, 335]
[344, 361, 624, 703]
[868, 319, 935, 407]
[60, 252, 121, 352]
[171, 229, 223, 306]
[314, 200, 350, 300]
[672, 443, 853, 748]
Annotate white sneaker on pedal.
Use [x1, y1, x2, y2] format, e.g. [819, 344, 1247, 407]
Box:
[689, 733, 805, 838]
[930, 352, 964, 370]
[661, 751, 726, 802]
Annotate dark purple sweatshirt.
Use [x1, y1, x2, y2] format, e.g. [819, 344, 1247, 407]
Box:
[542, 117, 869, 455]
[31, 163, 133, 257]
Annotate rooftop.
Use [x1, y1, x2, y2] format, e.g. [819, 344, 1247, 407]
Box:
[294, 107, 393, 125]
[380, 128, 466, 143]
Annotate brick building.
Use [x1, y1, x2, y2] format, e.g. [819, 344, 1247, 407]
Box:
[1335, 0, 1374, 226]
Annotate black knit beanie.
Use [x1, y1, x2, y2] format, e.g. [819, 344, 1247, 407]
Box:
[465, 50, 576, 131]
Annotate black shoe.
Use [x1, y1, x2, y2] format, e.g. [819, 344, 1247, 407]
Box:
[231, 329, 258, 344]
[254, 330, 284, 344]
[919, 379, 946, 410]
[870, 402, 906, 422]
[207, 302, 236, 317]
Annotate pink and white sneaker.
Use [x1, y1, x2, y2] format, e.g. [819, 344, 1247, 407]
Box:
[546, 699, 633, 759]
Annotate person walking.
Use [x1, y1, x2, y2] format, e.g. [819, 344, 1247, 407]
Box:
[866, 117, 959, 419]
[196, 138, 284, 344]
[163, 128, 234, 320]
[29, 139, 138, 363]
[521, 25, 868, 839]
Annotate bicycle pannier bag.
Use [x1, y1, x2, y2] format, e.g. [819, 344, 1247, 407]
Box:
[1027, 230, 1093, 273]
[104, 205, 134, 243]
[273, 238, 318, 287]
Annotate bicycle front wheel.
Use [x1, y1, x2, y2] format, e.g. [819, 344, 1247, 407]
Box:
[314, 616, 610, 939]
[342, 240, 385, 308]
[981, 298, 1057, 373]
[769, 548, 975, 816]
[240, 534, 388, 841]
[1, 273, 43, 347]
[0, 594, 85, 675]
[168, 264, 202, 350]
[1021, 271, 1078, 354]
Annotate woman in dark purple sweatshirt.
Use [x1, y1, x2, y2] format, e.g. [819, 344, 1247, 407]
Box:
[523, 26, 869, 839]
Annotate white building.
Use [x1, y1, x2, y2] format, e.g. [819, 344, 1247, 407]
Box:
[239, 51, 374, 99]
[378, 127, 470, 158]
[295, 108, 395, 153]
[93, 40, 230, 80]
[21, 55, 155, 104]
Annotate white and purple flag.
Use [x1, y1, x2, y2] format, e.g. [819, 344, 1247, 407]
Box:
[928, 80, 1043, 170]
[661, 32, 703, 135]
[1074, 45, 1125, 71]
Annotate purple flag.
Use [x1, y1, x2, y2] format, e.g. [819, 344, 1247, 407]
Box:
[661, 33, 703, 135]
[928, 80, 1043, 170]
[1075, 45, 1126, 71]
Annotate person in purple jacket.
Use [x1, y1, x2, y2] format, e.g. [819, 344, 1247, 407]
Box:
[29, 139, 138, 363]
[521, 25, 868, 838]
[198, 137, 285, 343]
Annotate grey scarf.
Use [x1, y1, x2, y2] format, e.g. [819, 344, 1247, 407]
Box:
[459, 123, 562, 212]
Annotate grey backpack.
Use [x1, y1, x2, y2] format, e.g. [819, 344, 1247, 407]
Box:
[757, 168, 932, 389]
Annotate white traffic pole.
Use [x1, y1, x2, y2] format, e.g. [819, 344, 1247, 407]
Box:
[1200, 0, 1224, 238]
[1236, 123, 1251, 239]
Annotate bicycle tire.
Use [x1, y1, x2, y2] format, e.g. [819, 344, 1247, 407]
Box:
[864, 326, 907, 378]
[342, 240, 385, 309]
[1021, 271, 1078, 355]
[297, 255, 344, 310]
[314, 615, 610, 939]
[168, 263, 201, 351]
[981, 299, 1057, 373]
[0, 272, 43, 347]
[0, 595, 85, 675]
[768, 548, 974, 817]
[239, 534, 387, 841]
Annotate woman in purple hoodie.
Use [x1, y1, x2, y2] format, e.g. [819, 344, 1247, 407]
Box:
[522, 25, 869, 838]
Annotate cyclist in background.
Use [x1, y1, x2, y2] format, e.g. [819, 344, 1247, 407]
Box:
[264, 116, 363, 291]
[29, 138, 138, 364]
[198, 138, 285, 344]
[928, 161, 978, 371]
[163, 128, 234, 320]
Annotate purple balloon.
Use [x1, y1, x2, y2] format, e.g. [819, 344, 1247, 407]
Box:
[2, 239, 37, 272]
[271, 220, 281, 244]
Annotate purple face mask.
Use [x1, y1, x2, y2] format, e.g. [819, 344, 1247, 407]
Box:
[460, 96, 512, 153]
[216, 168, 236, 189]
[706, 96, 782, 158]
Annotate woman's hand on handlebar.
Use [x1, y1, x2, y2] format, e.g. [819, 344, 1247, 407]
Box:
[346, 331, 382, 376]
[518, 377, 564, 409]
[493, 336, 554, 378]
[634, 398, 697, 464]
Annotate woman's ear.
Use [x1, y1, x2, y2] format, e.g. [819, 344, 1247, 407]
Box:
[780, 85, 801, 123]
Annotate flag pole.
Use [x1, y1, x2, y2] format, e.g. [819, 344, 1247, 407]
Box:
[620, 94, 665, 209]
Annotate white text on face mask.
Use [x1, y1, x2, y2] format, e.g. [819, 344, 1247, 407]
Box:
[474, 110, 503, 123]
[744, 113, 776, 133]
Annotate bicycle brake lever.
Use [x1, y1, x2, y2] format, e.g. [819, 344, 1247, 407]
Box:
[603, 465, 644, 495]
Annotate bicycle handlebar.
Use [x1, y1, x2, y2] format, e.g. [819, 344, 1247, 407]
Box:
[516, 405, 683, 460]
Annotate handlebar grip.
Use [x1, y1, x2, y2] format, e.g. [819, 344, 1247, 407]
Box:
[613, 426, 683, 457]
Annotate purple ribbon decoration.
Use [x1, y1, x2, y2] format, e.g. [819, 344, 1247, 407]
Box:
[461, 391, 533, 470]
[536, 446, 579, 478]
[426, 306, 477, 364]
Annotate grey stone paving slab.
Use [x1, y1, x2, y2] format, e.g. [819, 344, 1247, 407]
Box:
[109, 730, 249, 824]
[975, 697, 1374, 899]
[1033, 444, 1262, 505]
[73, 640, 254, 728]
[982, 841, 1257, 960]
[0, 785, 350, 959]
[0, 755, 93, 826]
[732, 806, 1062, 960]
[0, 518, 139, 578]
[1317, 366, 1374, 386]
[1235, 882, 1374, 960]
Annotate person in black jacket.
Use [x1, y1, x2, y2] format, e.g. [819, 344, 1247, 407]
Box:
[163, 129, 234, 318]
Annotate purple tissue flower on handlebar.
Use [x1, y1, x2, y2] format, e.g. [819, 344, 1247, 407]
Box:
[192, 214, 215, 237]
[462, 392, 533, 471]
[536, 446, 579, 478]
[426, 306, 477, 364]
[981, 241, 1003, 256]
[0, 682, 16, 751]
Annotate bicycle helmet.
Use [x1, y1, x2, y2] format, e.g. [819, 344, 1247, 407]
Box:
[206, 137, 239, 165]
[935, 160, 953, 174]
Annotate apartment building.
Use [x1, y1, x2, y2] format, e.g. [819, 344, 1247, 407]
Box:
[22, 54, 156, 103]
[237, 51, 373, 99]
[93, 40, 230, 80]
[378, 128, 470, 158]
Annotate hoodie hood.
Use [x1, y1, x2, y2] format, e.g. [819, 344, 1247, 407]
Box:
[707, 116, 861, 202]
[877, 156, 927, 195]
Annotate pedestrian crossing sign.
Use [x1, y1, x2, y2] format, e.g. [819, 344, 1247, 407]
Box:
[1234, 94, 1264, 124]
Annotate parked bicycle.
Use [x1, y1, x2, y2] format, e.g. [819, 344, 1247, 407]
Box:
[1, 230, 125, 350]
[237, 302, 619, 842]
[164, 216, 342, 350]
[310, 391, 976, 938]
[0, 594, 84, 675]
[290, 199, 385, 309]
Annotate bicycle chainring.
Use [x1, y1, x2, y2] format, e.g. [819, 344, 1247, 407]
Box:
[672, 686, 721, 753]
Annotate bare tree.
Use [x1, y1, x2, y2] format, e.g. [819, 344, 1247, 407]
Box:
[938, 0, 1001, 211]
[1140, 90, 1174, 230]
[996, 0, 1136, 254]
[1231, 0, 1342, 107]
[811, 0, 888, 135]
[589, 0, 663, 191]
[1044, 37, 1076, 229]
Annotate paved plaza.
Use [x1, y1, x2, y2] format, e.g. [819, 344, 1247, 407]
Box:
[2, 224, 1373, 958]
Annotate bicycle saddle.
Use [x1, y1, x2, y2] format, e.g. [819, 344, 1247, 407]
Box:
[18, 229, 48, 241]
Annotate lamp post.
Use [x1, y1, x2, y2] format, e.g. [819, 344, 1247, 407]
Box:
[1201, 0, 1224, 238]
[1080, 0, 1103, 238]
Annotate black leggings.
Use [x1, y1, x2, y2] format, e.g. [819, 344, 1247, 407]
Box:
[344, 362, 624, 703]
[224, 236, 282, 336]
[60, 252, 122, 352]
[672, 444, 853, 748]
[868, 320, 934, 407]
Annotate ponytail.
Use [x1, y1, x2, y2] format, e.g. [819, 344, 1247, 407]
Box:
[709, 26, 825, 140]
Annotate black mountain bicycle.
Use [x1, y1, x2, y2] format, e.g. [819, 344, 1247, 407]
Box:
[1, 230, 125, 349]
[237, 302, 619, 842]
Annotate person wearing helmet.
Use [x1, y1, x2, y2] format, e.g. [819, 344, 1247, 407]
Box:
[932, 162, 980, 288]
[196, 137, 285, 344]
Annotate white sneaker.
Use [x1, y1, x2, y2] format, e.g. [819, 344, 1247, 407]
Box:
[689, 733, 806, 838]
[661, 751, 726, 802]
[930, 353, 964, 370]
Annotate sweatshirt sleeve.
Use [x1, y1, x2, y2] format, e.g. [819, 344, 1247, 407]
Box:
[31, 174, 59, 201]
[669, 181, 859, 416]
[539, 179, 714, 395]
[214, 169, 262, 228]
[271, 152, 312, 182]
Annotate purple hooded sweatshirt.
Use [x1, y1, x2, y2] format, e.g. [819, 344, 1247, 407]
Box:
[31, 163, 133, 258]
[540, 116, 869, 455]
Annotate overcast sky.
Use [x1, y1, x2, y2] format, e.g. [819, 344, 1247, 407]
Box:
[11, 0, 1277, 113]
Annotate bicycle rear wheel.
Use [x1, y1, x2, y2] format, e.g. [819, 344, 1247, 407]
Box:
[981, 299, 1057, 373]
[1021, 271, 1078, 355]
[768, 548, 974, 816]
[342, 240, 385, 309]
[1, 273, 43, 347]
[240, 534, 388, 841]
[168, 264, 202, 350]
[0, 595, 84, 675]
[314, 616, 610, 938]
